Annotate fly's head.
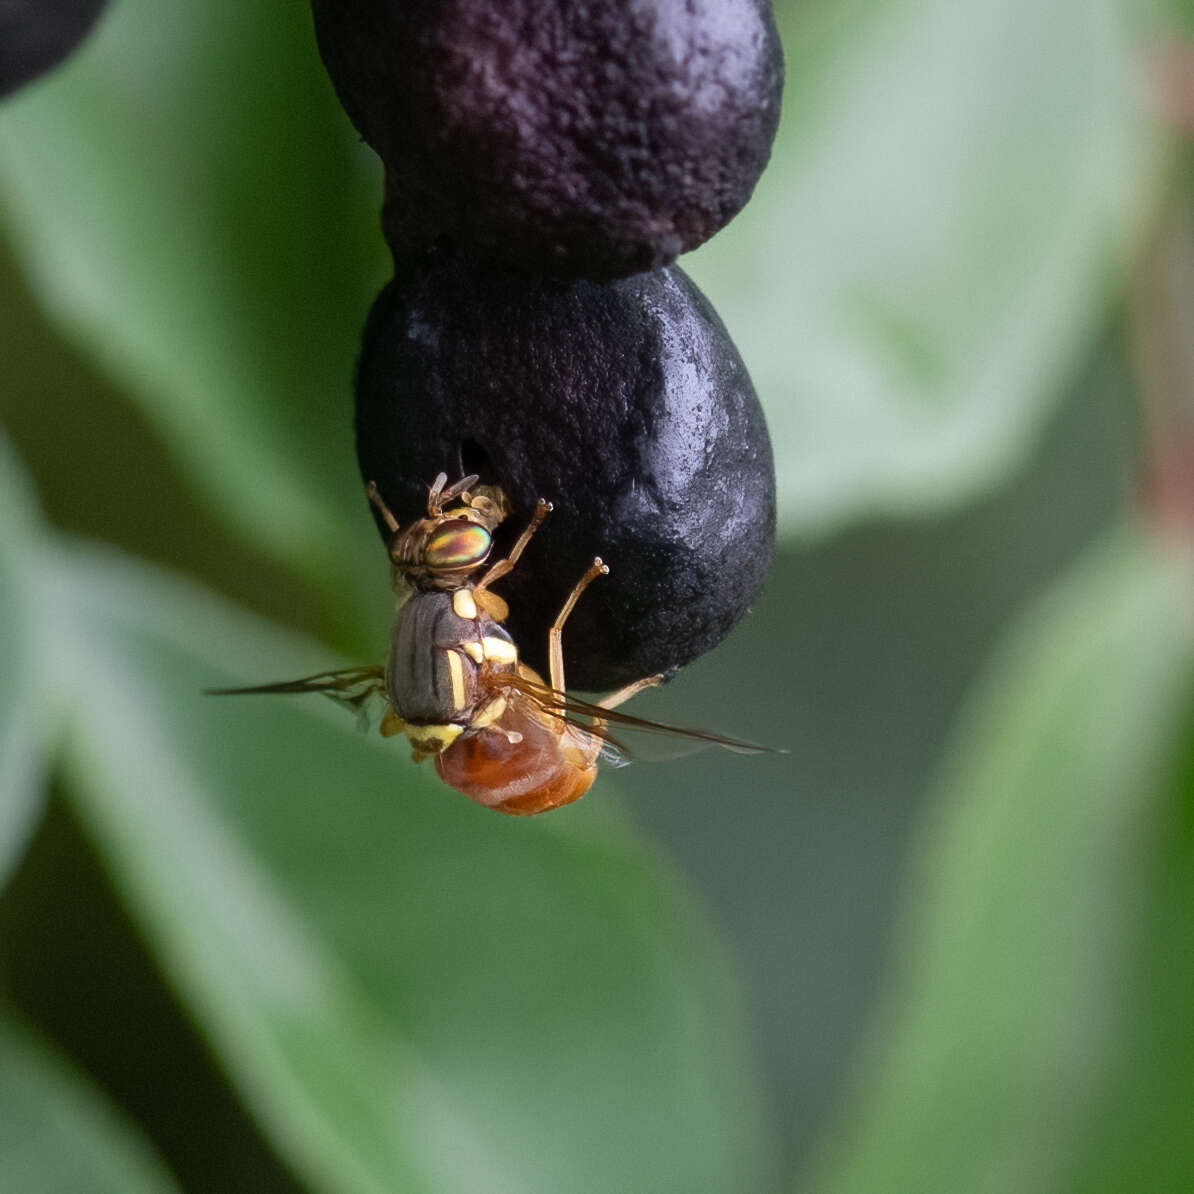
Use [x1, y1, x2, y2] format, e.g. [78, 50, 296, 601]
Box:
[380, 472, 512, 591]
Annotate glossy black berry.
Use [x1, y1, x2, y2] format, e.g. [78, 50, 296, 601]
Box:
[355, 253, 776, 691]
[312, 0, 784, 279]
[0, 0, 107, 98]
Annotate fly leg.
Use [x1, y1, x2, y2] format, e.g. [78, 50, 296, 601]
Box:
[545, 559, 662, 708]
[595, 674, 665, 711]
[474, 499, 553, 595]
[547, 557, 609, 694]
[543, 557, 610, 765]
[365, 481, 400, 535]
[589, 674, 666, 740]
[546, 560, 660, 761]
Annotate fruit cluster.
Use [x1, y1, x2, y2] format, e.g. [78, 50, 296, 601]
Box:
[314, 0, 784, 688]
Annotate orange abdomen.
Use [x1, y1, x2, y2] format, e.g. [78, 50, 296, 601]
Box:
[435, 700, 598, 815]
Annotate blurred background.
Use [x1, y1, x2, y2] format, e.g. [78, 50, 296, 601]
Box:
[2, 1, 1194, 1192]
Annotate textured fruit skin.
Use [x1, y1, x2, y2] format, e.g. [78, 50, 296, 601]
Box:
[312, 0, 784, 278]
[355, 254, 776, 691]
[0, 0, 107, 98]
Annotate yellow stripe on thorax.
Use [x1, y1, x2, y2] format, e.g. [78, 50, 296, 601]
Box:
[445, 648, 467, 711]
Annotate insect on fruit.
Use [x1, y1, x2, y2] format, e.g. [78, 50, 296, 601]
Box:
[212, 473, 772, 815]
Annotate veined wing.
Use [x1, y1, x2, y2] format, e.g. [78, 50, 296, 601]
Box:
[492, 671, 786, 758]
[207, 665, 386, 729]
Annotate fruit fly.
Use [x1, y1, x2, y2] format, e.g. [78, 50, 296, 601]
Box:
[213, 473, 770, 815]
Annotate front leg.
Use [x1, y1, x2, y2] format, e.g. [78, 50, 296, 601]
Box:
[474, 498, 552, 594]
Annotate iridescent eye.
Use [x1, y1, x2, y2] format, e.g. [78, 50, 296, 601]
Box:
[424, 520, 492, 570]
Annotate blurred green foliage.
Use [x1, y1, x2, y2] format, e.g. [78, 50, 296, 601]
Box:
[688, 0, 1165, 533]
[809, 534, 1194, 1194]
[2, 0, 1194, 1192]
[0, 436, 45, 886]
[0, 1008, 181, 1194]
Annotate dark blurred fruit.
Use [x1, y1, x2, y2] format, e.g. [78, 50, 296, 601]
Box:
[355, 253, 776, 690]
[312, 0, 784, 278]
[0, 0, 107, 98]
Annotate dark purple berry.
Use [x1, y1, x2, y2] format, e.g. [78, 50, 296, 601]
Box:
[312, 0, 784, 279]
[355, 253, 776, 691]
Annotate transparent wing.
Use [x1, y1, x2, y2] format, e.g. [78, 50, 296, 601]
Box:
[207, 665, 387, 731]
[490, 671, 786, 760]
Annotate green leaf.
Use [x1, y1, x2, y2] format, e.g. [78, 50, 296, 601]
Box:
[1061, 710, 1194, 1193]
[0, 1006, 182, 1194]
[0, 0, 385, 594]
[806, 528, 1194, 1194]
[687, 0, 1169, 537]
[55, 544, 770, 1194]
[0, 436, 50, 889]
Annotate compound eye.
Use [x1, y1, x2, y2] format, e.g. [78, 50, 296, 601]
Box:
[425, 519, 492, 570]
